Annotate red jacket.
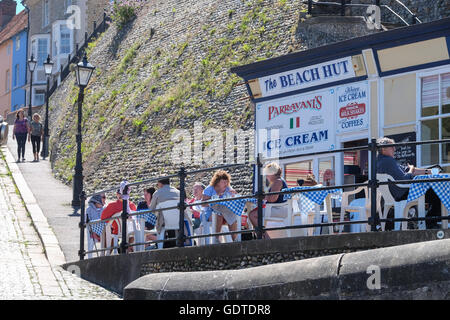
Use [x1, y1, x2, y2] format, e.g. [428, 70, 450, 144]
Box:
[101, 200, 137, 235]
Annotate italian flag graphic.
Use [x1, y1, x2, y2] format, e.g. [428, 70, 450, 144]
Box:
[290, 117, 300, 129]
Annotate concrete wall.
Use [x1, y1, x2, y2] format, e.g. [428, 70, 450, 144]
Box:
[63, 229, 450, 296]
[123, 237, 450, 300]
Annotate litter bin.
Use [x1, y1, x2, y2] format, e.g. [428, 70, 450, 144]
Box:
[0, 116, 8, 145]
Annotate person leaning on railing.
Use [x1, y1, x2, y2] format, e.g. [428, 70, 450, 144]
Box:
[248, 162, 288, 240]
[202, 170, 238, 242]
[376, 137, 440, 229]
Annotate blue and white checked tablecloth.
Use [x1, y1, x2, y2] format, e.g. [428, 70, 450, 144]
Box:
[282, 186, 342, 203]
[88, 211, 158, 236]
[211, 198, 258, 216]
[407, 174, 450, 211]
[282, 186, 342, 214]
[90, 220, 106, 236]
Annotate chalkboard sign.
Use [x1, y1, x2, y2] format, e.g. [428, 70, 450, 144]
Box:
[387, 132, 416, 167]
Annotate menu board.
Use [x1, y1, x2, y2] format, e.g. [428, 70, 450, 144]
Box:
[387, 132, 417, 167]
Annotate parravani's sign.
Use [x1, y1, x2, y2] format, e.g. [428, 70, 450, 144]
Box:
[256, 88, 336, 158]
[258, 57, 355, 98]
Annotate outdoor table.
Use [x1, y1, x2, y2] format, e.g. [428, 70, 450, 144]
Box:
[210, 197, 258, 243]
[406, 174, 450, 229]
[89, 210, 157, 237]
[282, 186, 342, 235]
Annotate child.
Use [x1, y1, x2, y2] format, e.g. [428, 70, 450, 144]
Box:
[30, 113, 43, 162]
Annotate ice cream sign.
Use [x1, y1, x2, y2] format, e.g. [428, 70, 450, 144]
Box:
[336, 83, 369, 133]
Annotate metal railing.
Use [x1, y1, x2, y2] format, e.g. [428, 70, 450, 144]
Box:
[77, 138, 450, 260]
[303, 0, 421, 26]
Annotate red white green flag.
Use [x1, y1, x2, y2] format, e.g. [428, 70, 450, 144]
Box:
[290, 117, 300, 129]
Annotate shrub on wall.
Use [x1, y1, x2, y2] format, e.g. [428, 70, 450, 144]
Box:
[110, 0, 142, 29]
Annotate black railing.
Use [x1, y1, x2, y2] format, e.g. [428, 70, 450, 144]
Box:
[303, 0, 421, 26]
[78, 138, 450, 260]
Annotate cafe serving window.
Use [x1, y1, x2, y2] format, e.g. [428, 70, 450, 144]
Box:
[419, 70, 450, 171]
[283, 157, 336, 188]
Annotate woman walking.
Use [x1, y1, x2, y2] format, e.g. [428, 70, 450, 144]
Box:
[30, 113, 43, 162]
[12, 109, 30, 162]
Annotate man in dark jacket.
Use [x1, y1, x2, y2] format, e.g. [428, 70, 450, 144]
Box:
[376, 137, 439, 229]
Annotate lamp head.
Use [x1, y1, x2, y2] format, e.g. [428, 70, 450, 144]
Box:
[75, 53, 95, 87]
[28, 54, 37, 73]
[44, 55, 54, 76]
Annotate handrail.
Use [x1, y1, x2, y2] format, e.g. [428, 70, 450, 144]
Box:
[303, 0, 421, 26]
[79, 137, 450, 260]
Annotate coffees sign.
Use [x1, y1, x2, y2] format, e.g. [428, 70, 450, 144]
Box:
[256, 81, 369, 158]
[336, 83, 369, 133]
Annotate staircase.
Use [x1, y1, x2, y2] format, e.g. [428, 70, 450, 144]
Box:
[302, 0, 421, 30]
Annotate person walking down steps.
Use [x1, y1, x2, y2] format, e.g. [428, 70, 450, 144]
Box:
[12, 109, 30, 163]
[30, 113, 44, 162]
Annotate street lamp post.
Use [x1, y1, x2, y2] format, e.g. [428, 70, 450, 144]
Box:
[71, 53, 95, 210]
[42, 55, 54, 160]
[27, 54, 37, 120]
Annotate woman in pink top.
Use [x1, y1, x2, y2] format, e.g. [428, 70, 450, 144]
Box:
[12, 109, 30, 162]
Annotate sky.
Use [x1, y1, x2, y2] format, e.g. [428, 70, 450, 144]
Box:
[16, 0, 25, 13]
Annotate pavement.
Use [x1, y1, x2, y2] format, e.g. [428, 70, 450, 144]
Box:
[1, 126, 119, 299]
[6, 126, 80, 263]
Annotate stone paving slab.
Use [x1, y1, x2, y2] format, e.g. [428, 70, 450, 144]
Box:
[0, 146, 120, 300]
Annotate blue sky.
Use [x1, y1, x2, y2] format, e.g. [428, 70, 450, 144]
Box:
[16, 0, 25, 13]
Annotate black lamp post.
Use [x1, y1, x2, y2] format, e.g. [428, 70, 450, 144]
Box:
[42, 55, 53, 160]
[27, 54, 37, 120]
[71, 53, 95, 210]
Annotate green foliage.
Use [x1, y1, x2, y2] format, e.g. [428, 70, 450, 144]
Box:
[111, 1, 139, 30]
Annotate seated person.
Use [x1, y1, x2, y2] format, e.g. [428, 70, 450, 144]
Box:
[187, 182, 206, 231]
[101, 189, 137, 251]
[137, 187, 157, 245]
[137, 187, 156, 230]
[377, 137, 440, 229]
[248, 162, 288, 239]
[86, 194, 104, 242]
[202, 170, 238, 242]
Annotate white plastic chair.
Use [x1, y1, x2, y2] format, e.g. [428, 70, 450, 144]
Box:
[307, 194, 334, 236]
[339, 186, 382, 233]
[101, 212, 122, 256]
[156, 200, 193, 248]
[377, 173, 418, 231]
[263, 201, 294, 239]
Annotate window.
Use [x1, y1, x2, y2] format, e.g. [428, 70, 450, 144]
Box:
[16, 36, 20, 51]
[14, 64, 19, 88]
[37, 38, 48, 66]
[43, 0, 50, 27]
[419, 71, 450, 171]
[34, 90, 45, 106]
[5, 70, 10, 93]
[284, 160, 313, 188]
[60, 25, 71, 54]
